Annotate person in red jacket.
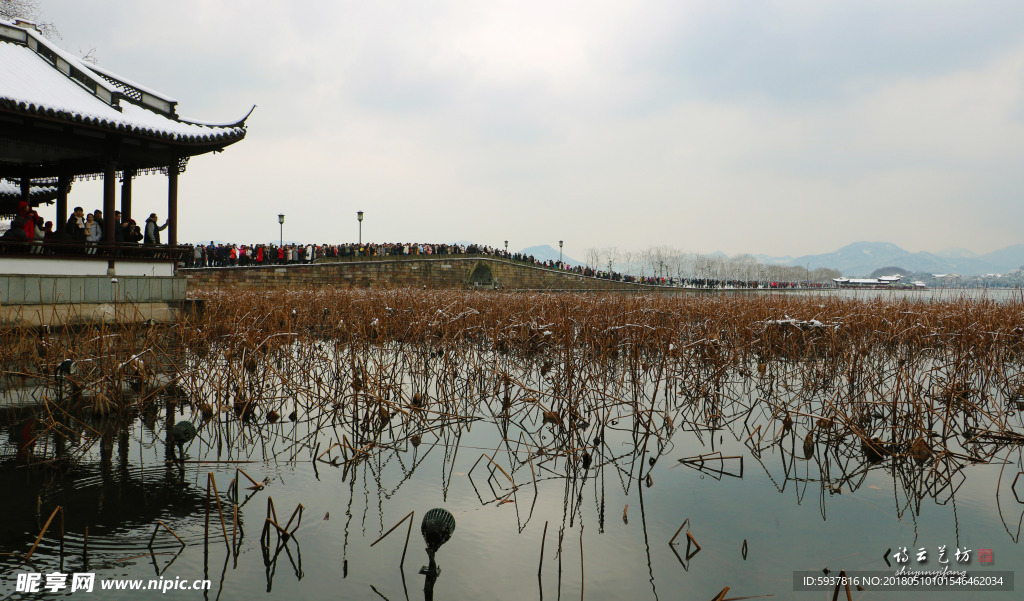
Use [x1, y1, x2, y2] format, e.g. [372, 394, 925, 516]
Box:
[17, 201, 35, 240]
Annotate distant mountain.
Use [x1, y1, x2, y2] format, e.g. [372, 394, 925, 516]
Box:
[935, 247, 978, 259]
[756, 253, 796, 264]
[978, 244, 1024, 273]
[758, 241, 1023, 277]
[518, 244, 584, 267]
[800, 242, 958, 276]
[869, 266, 911, 278]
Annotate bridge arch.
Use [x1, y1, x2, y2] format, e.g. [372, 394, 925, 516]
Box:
[468, 261, 493, 286]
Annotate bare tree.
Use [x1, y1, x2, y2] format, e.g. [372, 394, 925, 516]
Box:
[621, 251, 639, 277]
[1, 0, 58, 37]
[600, 246, 619, 273]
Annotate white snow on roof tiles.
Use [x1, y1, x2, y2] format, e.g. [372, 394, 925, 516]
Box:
[0, 179, 56, 196]
[0, 21, 242, 142]
[0, 40, 110, 110]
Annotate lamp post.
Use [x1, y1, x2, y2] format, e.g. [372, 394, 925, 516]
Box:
[357, 210, 364, 245]
[558, 240, 563, 264]
[278, 214, 284, 248]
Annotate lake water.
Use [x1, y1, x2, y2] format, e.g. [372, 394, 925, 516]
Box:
[2, 330, 1021, 601]
[771, 286, 1024, 303]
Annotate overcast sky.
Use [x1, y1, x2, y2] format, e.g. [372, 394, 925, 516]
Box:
[32, 1, 1024, 257]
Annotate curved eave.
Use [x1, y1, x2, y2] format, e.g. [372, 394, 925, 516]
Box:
[0, 97, 247, 147]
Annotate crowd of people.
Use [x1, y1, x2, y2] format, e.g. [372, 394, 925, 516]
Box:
[4, 204, 819, 289]
[181, 240, 821, 289]
[1, 201, 172, 250]
[1, 200, 52, 250]
[182, 241, 528, 268]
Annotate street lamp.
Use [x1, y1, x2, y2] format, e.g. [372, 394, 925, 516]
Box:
[357, 210, 364, 245]
[278, 214, 285, 248]
[558, 240, 563, 264]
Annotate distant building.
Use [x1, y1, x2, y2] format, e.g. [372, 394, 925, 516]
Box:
[832, 274, 924, 288]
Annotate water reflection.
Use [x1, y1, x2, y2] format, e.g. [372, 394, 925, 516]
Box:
[1, 308, 1023, 599]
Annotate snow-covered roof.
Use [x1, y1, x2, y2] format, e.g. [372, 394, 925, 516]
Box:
[0, 19, 246, 145]
[0, 178, 58, 200]
[0, 178, 59, 217]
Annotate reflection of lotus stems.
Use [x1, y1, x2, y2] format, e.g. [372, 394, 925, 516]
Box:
[538, 520, 547, 578]
[149, 520, 186, 549]
[25, 505, 63, 562]
[206, 473, 229, 549]
[2, 288, 1023, 532]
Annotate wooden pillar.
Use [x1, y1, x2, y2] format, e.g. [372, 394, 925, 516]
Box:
[103, 163, 116, 244]
[20, 176, 30, 207]
[120, 168, 134, 222]
[168, 161, 178, 246]
[56, 173, 70, 233]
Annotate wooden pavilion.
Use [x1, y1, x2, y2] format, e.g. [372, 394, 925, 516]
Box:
[0, 17, 248, 257]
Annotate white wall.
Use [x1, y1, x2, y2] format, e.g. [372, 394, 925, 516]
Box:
[0, 257, 174, 276]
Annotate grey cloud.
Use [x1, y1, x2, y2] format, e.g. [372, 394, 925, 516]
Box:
[636, 1, 1024, 106]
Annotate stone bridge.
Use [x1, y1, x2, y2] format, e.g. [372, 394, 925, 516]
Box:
[181, 255, 667, 292]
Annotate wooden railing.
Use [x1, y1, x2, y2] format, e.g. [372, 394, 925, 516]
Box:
[0, 239, 190, 262]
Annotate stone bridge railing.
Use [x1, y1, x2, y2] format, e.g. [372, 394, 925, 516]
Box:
[181, 255, 659, 292]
